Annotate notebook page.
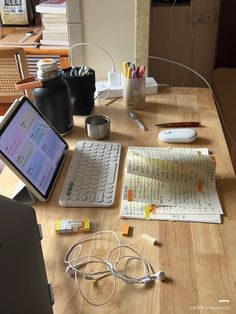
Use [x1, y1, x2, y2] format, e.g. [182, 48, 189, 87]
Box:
[120, 147, 223, 223]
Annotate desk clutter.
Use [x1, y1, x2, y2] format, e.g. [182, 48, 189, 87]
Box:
[120, 146, 223, 223]
[1, 83, 236, 312]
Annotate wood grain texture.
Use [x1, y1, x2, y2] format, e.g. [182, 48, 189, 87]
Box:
[0, 87, 235, 314]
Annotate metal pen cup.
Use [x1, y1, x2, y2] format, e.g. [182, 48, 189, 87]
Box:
[85, 115, 110, 140]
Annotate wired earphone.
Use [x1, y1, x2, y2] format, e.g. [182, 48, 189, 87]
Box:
[64, 230, 166, 306]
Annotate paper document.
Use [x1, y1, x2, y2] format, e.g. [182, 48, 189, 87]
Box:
[120, 147, 223, 223]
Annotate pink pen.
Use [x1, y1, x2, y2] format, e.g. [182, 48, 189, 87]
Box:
[138, 65, 145, 78]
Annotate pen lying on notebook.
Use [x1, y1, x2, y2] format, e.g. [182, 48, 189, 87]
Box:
[155, 121, 201, 127]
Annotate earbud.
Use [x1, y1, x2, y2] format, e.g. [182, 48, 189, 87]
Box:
[141, 271, 166, 284]
[66, 266, 75, 277]
[154, 271, 166, 282]
[149, 271, 166, 282]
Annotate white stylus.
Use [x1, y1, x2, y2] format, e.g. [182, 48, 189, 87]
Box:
[128, 110, 146, 130]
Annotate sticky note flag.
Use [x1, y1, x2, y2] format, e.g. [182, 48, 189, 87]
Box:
[151, 204, 157, 214]
[128, 189, 133, 202]
[145, 206, 151, 220]
[197, 179, 203, 192]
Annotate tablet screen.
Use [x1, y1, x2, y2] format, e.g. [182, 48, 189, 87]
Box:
[0, 97, 68, 201]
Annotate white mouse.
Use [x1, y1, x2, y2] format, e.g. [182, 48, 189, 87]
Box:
[158, 128, 198, 143]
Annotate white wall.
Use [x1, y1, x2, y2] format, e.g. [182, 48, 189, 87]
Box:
[149, 0, 221, 87]
[67, 0, 136, 80]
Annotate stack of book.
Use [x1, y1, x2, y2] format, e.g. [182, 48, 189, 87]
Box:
[35, 0, 69, 50]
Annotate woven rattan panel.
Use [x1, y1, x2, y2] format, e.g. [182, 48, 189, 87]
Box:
[0, 58, 24, 98]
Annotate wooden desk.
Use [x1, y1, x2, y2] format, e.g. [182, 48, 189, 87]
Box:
[1, 88, 236, 313]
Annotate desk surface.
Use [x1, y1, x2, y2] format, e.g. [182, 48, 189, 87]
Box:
[1, 87, 236, 314]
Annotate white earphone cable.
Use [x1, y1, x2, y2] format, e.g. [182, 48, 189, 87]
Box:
[65, 230, 165, 306]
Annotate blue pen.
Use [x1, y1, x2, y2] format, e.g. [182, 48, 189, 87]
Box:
[131, 70, 137, 79]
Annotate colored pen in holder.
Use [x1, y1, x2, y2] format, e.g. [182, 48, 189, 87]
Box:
[123, 76, 146, 109]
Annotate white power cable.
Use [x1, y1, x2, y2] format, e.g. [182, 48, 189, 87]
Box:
[129, 55, 213, 92]
[68, 42, 116, 72]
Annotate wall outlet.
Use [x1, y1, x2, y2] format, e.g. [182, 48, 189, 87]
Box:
[189, 9, 217, 24]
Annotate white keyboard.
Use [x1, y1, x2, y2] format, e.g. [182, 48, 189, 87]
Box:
[59, 141, 121, 207]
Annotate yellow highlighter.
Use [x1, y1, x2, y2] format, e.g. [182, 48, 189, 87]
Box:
[127, 66, 132, 79]
[122, 62, 127, 76]
[122, 62, 130, 77]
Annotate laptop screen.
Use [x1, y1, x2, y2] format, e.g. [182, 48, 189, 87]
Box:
[0, 96, 68, 201]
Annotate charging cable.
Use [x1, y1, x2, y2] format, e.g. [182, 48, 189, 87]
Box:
[65, 230, 166, 306]
[68, 42, 121, 85]
[129, 55, 212, 92]
[68, 42, 116, 72]
[68, 42, 122, 101]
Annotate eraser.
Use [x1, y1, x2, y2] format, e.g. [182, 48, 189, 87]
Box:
[122, 223, 130, 236]
[141, 233, 158, 245]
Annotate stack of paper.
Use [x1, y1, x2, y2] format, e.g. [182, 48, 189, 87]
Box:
[120, 147, 223, 224]
[36, 0, 69, 50]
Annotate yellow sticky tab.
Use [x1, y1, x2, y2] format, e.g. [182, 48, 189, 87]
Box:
[127, 189, 133, 202]
[55, 220, 62, 233]
[198, 179, 203, 192]
[145, 206, 151, 220]
[83, 218, 90, 230]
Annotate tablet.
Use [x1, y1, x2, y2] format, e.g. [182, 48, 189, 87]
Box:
[0, 96, 69, 202]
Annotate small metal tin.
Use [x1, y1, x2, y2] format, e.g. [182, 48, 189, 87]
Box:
[85, 115, 110, 139]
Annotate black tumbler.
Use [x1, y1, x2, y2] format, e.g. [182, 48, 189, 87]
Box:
[62, 67, 96, 116]
[32, 59, 74, 136]
[32, 77, 74, 136]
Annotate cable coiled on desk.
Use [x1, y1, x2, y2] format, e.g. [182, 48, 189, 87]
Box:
[64, 230, 166, 306]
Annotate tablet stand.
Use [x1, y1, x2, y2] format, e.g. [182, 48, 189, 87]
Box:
[11, 181, 38, 205]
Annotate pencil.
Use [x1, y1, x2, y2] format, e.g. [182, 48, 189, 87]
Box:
[155, 121, 201, 127]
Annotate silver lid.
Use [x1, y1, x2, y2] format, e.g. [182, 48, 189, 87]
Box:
[36, 59, 59, 80]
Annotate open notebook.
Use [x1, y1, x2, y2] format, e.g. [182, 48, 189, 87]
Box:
[120, 147, 223, 224]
